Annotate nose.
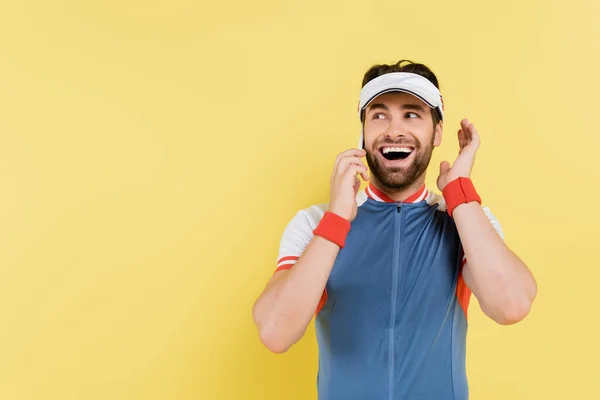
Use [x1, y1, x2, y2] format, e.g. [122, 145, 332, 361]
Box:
[385, 118, 409, 142]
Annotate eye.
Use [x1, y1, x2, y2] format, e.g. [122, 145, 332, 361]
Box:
[406, 112, 420, 119]
[373, 113, 387, 120]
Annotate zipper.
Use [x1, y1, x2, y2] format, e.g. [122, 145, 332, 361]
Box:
[388, 202, 403, 400]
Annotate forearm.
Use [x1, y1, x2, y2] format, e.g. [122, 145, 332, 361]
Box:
[453, 202, 537, 324]
[252, 236, 339, 353]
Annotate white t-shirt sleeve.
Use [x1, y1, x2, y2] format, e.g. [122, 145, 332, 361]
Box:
[276, 205, 325, 272]
[483, 206, 504, 239]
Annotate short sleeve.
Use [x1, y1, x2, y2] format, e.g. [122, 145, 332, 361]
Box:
[275, 205, 325, 272]
[483, 206, 504, 240]
[275, 206, 329, 315]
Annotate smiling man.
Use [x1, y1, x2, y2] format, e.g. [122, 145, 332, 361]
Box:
[252, 60, 537, 400]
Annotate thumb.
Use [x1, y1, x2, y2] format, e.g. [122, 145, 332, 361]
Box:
[439, 161, 451, 175]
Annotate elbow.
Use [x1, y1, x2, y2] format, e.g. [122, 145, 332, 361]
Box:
[252, 302, 295, 354]
[258, 326, 293, 354]
[488, 296, 535, 325]
[502, 280, 538, 325]
[495, 303, 531, 325]
[486, 273, 538, 325]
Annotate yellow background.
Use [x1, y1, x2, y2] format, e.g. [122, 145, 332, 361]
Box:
[0, 0, 598, 399]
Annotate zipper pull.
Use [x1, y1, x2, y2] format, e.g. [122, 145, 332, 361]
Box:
[397, 203, 401, 213]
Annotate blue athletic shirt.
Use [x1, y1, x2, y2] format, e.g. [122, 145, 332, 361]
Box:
[275, 183, 503, 400]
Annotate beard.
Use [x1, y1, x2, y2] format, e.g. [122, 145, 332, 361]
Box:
[365, 134, 435, 190]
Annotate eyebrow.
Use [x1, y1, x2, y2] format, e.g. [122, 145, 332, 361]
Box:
[367, 103, 426, 113]
[402, 104, 427, 112]
[367, 103, 388, 112]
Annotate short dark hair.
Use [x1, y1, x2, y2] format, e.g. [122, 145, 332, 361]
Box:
[360, 60, 441, 127]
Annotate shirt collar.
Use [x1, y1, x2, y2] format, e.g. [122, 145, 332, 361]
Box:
[365, 183, 429, 204]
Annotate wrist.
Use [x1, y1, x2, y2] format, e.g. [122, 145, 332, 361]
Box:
[313, 212, 351, 248]
[442, 177, 481, 217]
[328, 203, 352, 221]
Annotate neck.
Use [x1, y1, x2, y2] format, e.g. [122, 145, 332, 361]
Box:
[370, 173, 427, 202]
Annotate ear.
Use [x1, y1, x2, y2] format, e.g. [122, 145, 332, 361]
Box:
[433, 121, 443, 147]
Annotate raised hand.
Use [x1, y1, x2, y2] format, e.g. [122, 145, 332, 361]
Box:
[437, 118, 481, 192]
[329, 149, 370, 221]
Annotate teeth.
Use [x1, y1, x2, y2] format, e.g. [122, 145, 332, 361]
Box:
[382, 147, 413, 154]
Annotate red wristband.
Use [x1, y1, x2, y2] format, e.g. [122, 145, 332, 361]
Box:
[442, 177, 481, 217]
[313, 212, 351, 248]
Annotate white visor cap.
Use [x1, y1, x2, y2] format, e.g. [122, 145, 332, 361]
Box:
[357, 72, 444, 149]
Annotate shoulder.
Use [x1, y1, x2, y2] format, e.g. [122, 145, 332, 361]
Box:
[425, 190, 447, 211]
[425, 189, 504, 238]
[286, 189, 370, 229]
[277, 204, 326, 267]
[292, 203, 327, 229]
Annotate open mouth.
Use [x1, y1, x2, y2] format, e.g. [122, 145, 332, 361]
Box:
[380, 146, 414, 161]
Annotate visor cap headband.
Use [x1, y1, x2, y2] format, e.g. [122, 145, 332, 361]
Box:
[358, 72, 443, 121]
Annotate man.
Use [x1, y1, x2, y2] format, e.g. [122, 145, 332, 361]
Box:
[252, 60, 537, 399]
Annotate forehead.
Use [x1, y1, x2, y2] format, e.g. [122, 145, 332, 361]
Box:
[365, 91, 431, 111]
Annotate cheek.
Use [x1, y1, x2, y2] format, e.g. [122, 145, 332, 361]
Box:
[363, 122, 386, 148]
[415, 126, 437, 146]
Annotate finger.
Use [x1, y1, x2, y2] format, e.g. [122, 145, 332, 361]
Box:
[341, 164, 369, 185]
[337, 158, 366, 176]
[359, 168, 370, 181]
[334, 150, 366, 176]
[466, 124, 474, 144]
[439, 160, 451, 175]
[463, 121, 481, 151]
[353, 176, 361, 195]
[460, 129, 469, 151]
[336, 157, 368, 176]
[334, 163, 366, 186]
[462, 119, 473, 143]
[334, 148, 366, 171]
[468, 122, 480, 146]
[461, 118, 470, 134]
[457, 129, 464, 149]
[464, 128, 471, 147]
